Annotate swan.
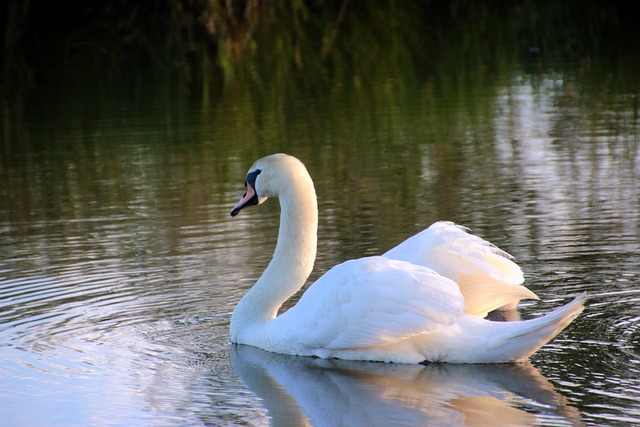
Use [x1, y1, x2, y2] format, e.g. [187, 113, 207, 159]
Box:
[229, 153, 586, 364]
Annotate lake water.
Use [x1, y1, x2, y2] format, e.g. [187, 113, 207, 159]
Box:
[1, 60, 639, 426]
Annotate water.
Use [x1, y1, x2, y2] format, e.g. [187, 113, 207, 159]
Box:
[1, 63, 639, 426]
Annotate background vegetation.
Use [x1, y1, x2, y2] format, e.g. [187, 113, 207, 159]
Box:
[2, 0, 639, 97]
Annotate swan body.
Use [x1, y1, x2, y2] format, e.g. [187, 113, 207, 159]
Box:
[229, 153, 585, 364]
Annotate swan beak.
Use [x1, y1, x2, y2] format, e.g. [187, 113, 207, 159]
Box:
[230, 183, 260, 217]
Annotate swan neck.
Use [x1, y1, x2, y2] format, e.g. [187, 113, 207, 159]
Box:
[231, 178, 318, 338]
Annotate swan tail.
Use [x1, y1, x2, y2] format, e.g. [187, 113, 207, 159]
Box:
[485, 293, 587, 362]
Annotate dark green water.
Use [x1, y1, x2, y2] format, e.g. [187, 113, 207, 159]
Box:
[2, 53, 640, 425]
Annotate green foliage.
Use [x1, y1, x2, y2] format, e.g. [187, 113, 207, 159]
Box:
[2, 1, 639, 91]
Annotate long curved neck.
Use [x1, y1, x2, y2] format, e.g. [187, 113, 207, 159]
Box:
[231, 178, 318, 338]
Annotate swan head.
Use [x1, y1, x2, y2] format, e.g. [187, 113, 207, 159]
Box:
[230, 153, 310, 217]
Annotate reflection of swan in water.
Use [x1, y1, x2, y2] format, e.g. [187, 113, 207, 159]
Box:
[231, 344, 583, 427]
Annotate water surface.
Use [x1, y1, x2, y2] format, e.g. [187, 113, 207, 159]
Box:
[1, 63, 639, 426]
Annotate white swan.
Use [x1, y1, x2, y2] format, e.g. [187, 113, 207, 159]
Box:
[229, 153, 585, 364]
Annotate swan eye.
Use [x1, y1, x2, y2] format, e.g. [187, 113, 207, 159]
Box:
[246, 169, 262, 192]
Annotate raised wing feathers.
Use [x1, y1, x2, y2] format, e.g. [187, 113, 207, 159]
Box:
[384, 221, 538, 317]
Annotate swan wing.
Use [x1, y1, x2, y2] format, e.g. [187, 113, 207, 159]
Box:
[383, 221, 538, 317]
[272, 256, 465, 352]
